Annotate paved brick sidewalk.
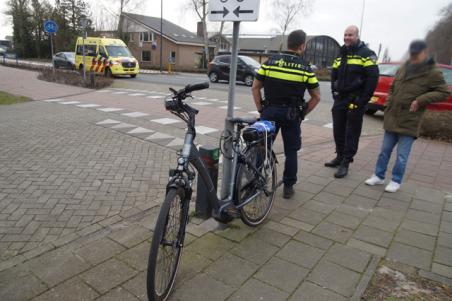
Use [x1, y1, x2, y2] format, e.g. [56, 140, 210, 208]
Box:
[1, 65, 451, 300]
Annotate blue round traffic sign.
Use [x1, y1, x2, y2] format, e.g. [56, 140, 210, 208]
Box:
[44, 20, 58, 34]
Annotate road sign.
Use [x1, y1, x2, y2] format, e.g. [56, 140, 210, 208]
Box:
[44, 20, 58, 34]
[208, 0, 260, 22]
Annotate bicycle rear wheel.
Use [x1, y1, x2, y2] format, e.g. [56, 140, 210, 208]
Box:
[235, 144, 276, 226]
[147, 187, 187, 301]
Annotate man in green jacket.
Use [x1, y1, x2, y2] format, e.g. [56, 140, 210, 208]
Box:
[365, 40, 450, 192]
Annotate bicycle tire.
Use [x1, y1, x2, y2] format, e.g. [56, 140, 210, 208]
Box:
[147, 187, 187, 301]
[235, 144, 276, 226]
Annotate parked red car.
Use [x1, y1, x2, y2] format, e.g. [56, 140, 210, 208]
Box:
[366, 63, 452, 115]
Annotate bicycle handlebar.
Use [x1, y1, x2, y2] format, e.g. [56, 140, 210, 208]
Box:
[184, 82, 209, 94]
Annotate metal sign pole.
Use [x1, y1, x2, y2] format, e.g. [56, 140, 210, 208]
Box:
[50, 33, 54, 73]
[82, 31, 86, 80]
[220, 21, 240, 199]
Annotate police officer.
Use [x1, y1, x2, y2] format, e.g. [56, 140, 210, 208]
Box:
[325, 25, 379, 178]
[252, 30, 321, 199]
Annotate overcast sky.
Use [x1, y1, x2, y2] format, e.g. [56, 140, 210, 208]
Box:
[0, 0, 450, 60]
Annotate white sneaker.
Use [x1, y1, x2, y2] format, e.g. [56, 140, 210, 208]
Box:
[385, 181, 400, 193]
[365, 175, 385, 186]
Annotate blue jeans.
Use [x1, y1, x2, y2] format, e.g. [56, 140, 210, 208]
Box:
[375, 131, 414, 184]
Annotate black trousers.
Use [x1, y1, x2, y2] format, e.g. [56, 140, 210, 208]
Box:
[332, 107, 365, 162]
[262, 106, 301, 186]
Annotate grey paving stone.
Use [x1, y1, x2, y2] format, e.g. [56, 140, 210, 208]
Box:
[276, 240, 324, 269]
[227, 278, 289, 301]
[75, 237, 126, 265]
[117, 241, 149, 271]
[298, 182, 324, 195]
[353, 185, 384, 200]
[445, 202, 452, 212]
[171, 273, 235, 301]
[387, 242, 432, 270]
[0, 267, 47, 301]
[377, 197, 410, 212]
[204, 253, 259, 288]
[325, 211, 362, 230]
[438, 232, 452, 248]
[108, 224, 151, 248]
[362, 214, 400, 232]
[443, 211, 452, 222]
[214, 220, 256, 242]
[432, 263, 452, 279]
[410, 199, 443, 214]
[441, 221, 452, 234]
[96, 287, 141, 301]
[175, 250, 213, 286]
[33, 277, 99, 301]
[302, 200, 336, 215]
[184, 233, 235, 261]
[312, 221, 354, 243]
[386, 191, 413, 203]
[401, 219, 439, 236]
[289, 281, 347, 301]
[370, 207, 405, 222]
[279, 217, 314, 232]
[308, 260, 361, 297]
[254, 257, 309, 293]
[263, 220, 298, 236]
[353, 225, 393, 248]
[415, 187, 445, 204]
[289, 207, 326, 226]
[313, 191, 346, 206]
[230, 237, 279, 265]
[324, 243, 372, 273]
[307, 175, 333, 186]
[394, 229, 436, 251]
[293, 230, 334, 250]
[419, 269, 452, 287]
[25, 249, 91, 287]
[344, 194, 378, 209]
[434, 246, 452, 267]
[251, 227, 291, 247]
[323, 182, 355, 197]
[122, 271, 147, 301]
[79, 258, 137, 294]
[406, 209, 441, 225]
[335, 204, 370, 219]
[268, 206, 291, 222]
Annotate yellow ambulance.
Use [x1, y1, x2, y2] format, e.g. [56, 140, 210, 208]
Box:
[75, 37, 139, 78]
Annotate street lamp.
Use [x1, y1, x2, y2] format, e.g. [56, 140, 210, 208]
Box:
[359, 0, 365, 38]
[160, 0, 163, 73]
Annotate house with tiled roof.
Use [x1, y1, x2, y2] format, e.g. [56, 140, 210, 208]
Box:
[121, 12, 215, 70]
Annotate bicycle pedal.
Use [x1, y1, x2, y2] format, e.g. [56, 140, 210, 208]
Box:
[225, 207, 240, 218]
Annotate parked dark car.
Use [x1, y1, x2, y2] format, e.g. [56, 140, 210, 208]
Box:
[53, 52, 75, 69]
[207, 55, 261, 86]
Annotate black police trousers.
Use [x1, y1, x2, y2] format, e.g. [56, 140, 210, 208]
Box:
[332, 106, 365, 162]
[261, 106, 301, 186]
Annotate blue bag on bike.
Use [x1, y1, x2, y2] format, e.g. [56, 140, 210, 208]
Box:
[242, 120, 275, 142]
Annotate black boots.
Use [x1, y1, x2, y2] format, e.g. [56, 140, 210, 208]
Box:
[283, 185, 294, 199]
[325, 156, 342, 168]
[334, 160, 350, 178]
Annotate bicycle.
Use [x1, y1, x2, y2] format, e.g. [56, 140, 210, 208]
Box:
[147, 82, 278, 301]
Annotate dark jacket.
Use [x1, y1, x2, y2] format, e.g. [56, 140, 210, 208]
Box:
[331, 40, 379, 109]
[384, 58, 450, 137]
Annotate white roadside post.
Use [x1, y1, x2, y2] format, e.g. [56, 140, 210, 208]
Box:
[208, 0, 260, 199]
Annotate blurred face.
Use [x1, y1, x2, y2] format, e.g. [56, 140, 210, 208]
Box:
[410, 49, 428, 64]
[344, 27, 359, 47]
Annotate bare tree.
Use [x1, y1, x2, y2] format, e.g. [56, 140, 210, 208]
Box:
[426, 3, 452, 65]
[190, 0, 209, 68]
[271, 0, 313, 51]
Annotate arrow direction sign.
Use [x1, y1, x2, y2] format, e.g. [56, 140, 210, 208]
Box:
[209, 0, 260, 22]
[211, 7, 230, 17]
[233, 6, 254, 17]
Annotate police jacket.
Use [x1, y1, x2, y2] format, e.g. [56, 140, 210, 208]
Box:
[256, 52, 319, 106]
[331, 40, 379, 108]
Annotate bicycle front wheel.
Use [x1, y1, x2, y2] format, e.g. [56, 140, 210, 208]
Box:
[147, 187, 187, 301]
[235, 144, 276, 226]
